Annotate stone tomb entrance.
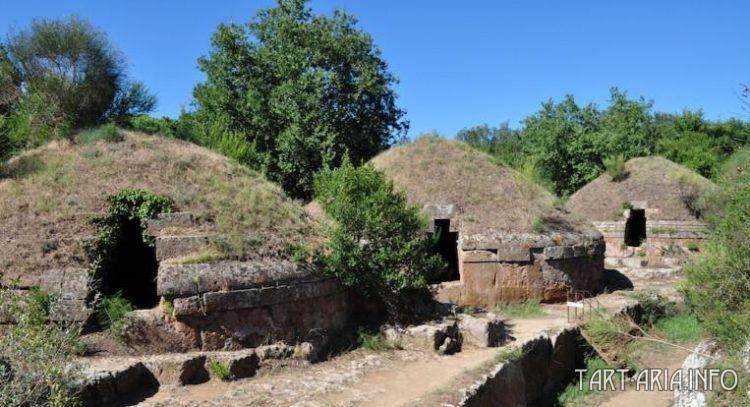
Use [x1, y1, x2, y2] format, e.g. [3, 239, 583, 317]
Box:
[624, 209, 647, 247]
[100, 218, 159, 309]
[431, 219, 460, 282]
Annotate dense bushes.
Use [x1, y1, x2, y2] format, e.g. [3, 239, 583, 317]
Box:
[313, 158, 445, 318]
[680, 147, 750, 348]
[458, 88, 750, 196]
[0, 286, 82, 406]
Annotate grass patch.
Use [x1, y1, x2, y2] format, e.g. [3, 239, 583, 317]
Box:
[160, 297, 175, 318]
[171, 247, 227, 264]
[77, 123, 123, 144]
[494, 300, 545, 318]
[557, 356, 618, 406]
[495, 346, 523, 363]
[207, 360, 232, 381]
[357, 329, 401, 351]
[530, 216, 545, 233]
[97, 292, 133, 336]
[654, 313, 703, 344]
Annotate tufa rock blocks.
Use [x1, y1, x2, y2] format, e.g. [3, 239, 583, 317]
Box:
[155, 260, 349, 351]
[449, 232, 605, 309]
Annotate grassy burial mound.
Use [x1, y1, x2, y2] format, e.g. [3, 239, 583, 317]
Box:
[566, 156, 716, 262]
[0, 130, 321, 315]
[370, 135, 596, 236]
[566, 156, 715, 222]
[369, 136, 605, 306]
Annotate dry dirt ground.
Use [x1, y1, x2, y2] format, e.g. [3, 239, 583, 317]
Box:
[120, 276, 683, 407]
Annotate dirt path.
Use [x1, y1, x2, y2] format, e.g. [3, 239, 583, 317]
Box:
[126, 276, 679, 406]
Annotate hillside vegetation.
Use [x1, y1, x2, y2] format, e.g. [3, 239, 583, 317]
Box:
[0, 130, 320, 285]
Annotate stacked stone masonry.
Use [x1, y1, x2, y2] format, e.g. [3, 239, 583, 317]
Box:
[442, 232, 605, 309]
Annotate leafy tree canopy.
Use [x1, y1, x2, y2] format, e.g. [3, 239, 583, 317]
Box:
[0, 16, 155, 152]
[459, 87, 750, 196]
[191, 0, 407, 199]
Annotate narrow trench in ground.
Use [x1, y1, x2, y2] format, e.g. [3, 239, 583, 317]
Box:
[100, 218, 159, 309]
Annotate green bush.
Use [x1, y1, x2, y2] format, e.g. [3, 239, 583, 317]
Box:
[98, 292, 133, 336]
[603, 154, 626, 179]
[0, 286, 82, 406]
[126, 115, 194, 140]
[313, 158, 445, 319]
[680, 148, 750, 349]
[77, 123, 123, 144]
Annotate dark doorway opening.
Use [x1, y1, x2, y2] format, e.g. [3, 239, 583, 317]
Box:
[100, 219, 159, 308]
[430, 219, 460, 282]
[624, 209, 647, 247]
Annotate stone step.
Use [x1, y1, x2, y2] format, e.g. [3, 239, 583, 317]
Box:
[76, 342, 319, 405]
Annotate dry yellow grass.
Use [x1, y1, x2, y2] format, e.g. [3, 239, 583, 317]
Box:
[369, 135, 593, 236]
[566, 156, 716, 221]
[0, 131, 321, 286]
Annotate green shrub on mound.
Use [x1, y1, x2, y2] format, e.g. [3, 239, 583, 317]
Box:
[313, 158, 445, 318]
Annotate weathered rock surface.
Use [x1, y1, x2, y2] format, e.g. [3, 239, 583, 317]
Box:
[674, 341, 714, 407]
[458, 327, 585, 407]
[155, 235, 211, 262]
[157, 260, 321, 297]
[457, 313, 506, 348]
[147, 212, 196, 236]
[77, 360, 158, 407]
[383, 319, 463, 354]
[206, 349, 259, 379]
[142, 354, 209, 385]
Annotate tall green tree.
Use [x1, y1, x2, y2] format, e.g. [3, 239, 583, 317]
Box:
[1, 16, 155, 143]
[191, 0, 407, 199]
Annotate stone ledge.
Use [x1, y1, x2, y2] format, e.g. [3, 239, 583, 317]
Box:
[155, 235, 211, 261]
[172, 278, 340, 317]
[157, 260, 321, 297]
[147, 212, 196, 235]
[39, 268, 90, 300]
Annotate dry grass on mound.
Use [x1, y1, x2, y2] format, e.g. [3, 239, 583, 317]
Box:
[0, 131, 320, 285]
[566, 156, 715, 222]
[369, 136, 592, 236]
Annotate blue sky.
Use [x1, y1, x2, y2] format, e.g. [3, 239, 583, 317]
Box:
[2, 1, 749, 137]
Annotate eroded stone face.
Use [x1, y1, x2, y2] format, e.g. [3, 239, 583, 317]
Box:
[443, 232, 605, 308]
